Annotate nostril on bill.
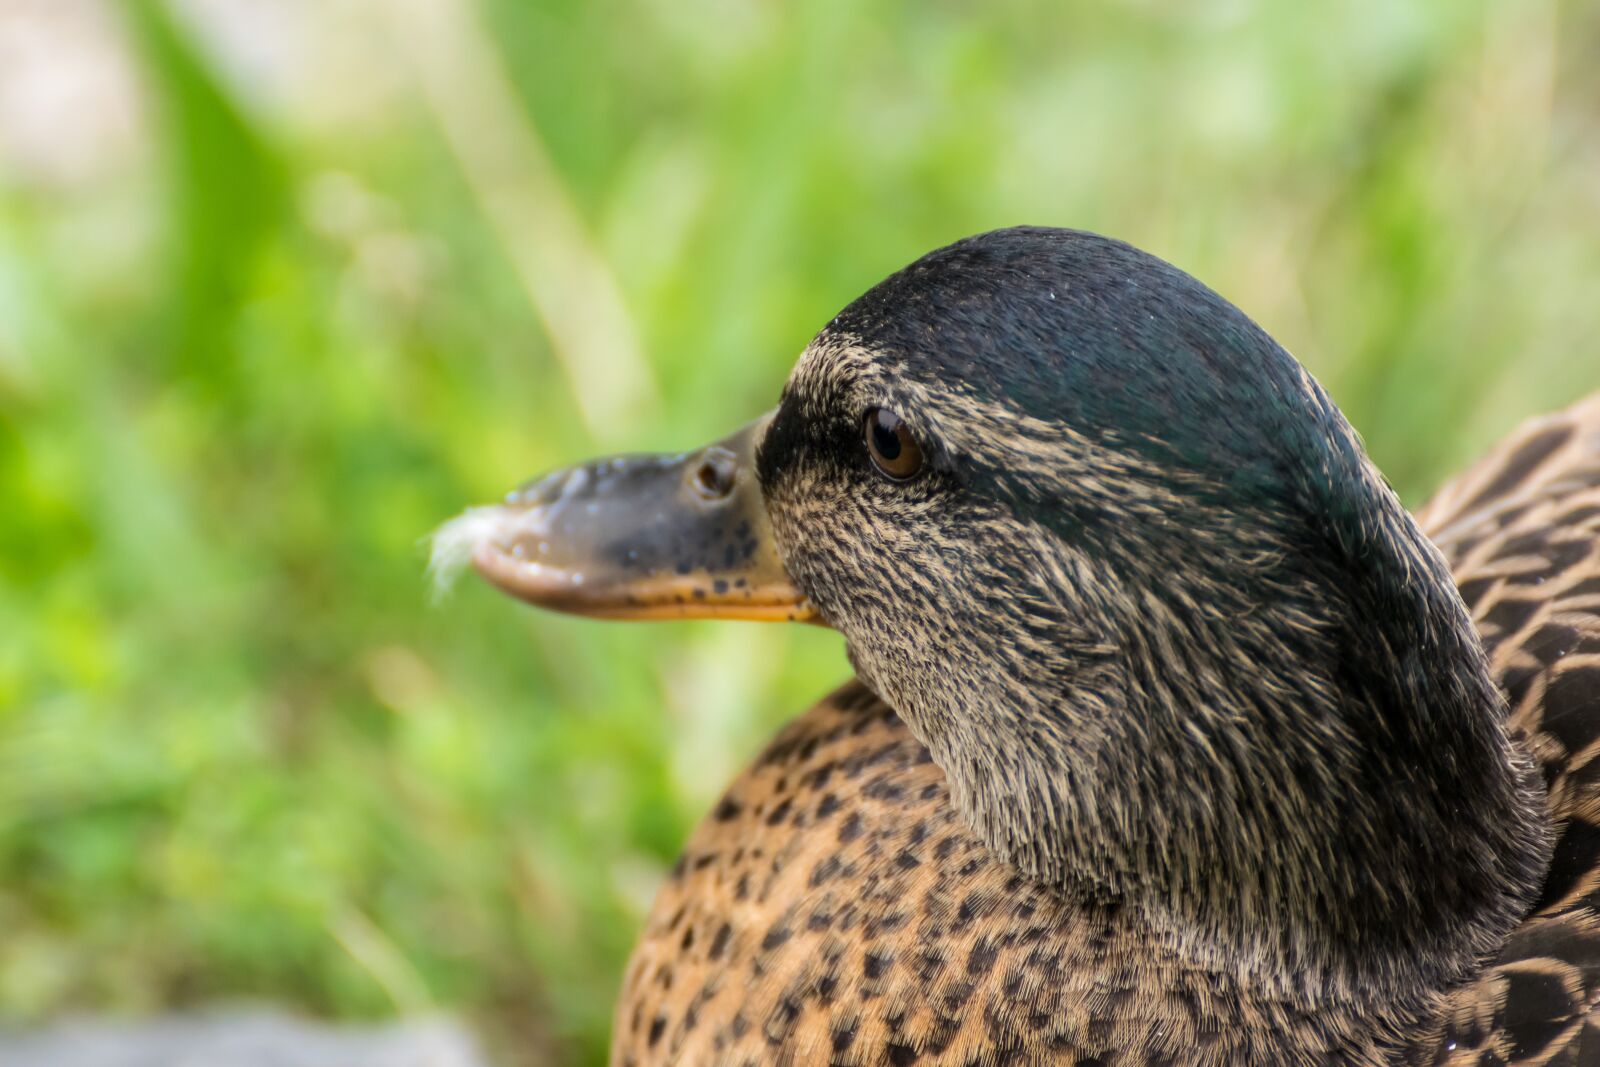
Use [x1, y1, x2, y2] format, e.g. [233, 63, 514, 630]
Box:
[690, 449, 739, 501]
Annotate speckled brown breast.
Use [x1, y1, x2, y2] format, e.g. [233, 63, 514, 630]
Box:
[613, 396, 1600, 1067]
[614, 686, 1385, 1066]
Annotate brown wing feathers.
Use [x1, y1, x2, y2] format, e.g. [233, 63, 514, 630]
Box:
[1409, 395, 1600, 1066]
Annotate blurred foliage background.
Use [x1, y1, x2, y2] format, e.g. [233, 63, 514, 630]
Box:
[2, 0, 1598, 1063]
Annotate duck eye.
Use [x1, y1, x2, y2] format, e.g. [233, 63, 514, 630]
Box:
[863, 407, 924, 481]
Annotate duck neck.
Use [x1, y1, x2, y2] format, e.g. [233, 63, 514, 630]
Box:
[920, 512, 1551, 1001]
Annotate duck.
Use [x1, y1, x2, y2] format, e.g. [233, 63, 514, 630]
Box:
[436, 227, 1600, 1065]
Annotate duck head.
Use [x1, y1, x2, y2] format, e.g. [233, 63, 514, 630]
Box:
[443, 227, 1548, 993]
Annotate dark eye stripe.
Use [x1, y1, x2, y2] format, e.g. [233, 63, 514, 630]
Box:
[864, 408, 925, 480]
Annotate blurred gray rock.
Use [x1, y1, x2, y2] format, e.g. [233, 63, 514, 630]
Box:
[0, 1009, 492, 1067]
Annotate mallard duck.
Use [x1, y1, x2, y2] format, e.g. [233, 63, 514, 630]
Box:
[437, 228, 1600, 1065]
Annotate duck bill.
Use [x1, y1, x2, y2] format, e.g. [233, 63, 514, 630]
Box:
[446, 414, 818, 623]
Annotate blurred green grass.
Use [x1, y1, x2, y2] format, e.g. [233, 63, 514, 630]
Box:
[1, 1, 1598, 1063]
